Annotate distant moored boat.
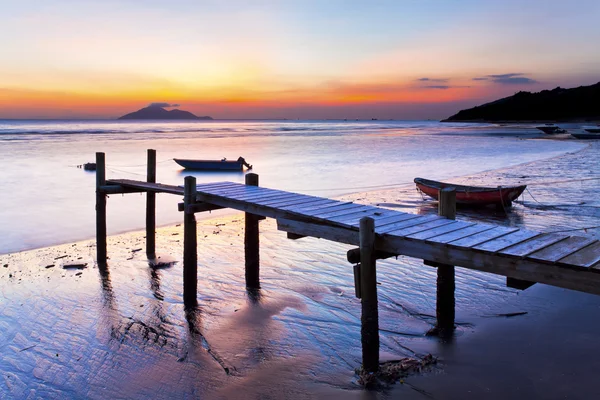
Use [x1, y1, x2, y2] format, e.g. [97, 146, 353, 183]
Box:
[571, 131, 600, 139]
[583, 127, 600, 134]
[414, 178, 527, 206]
[535, 124, 566, 134]
[174, 157, 252, 171]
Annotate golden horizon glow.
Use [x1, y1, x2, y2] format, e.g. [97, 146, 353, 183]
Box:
[1, 0, 599, 119]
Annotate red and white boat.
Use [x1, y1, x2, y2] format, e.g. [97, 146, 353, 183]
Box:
[414, 178, 527, 206]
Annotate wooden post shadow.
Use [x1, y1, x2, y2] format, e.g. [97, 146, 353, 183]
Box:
[244, 173, 260, 288]
[183, 176, 198, 307]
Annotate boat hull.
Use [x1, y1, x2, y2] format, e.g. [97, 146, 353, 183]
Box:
[572, 132, 600, 139]
[174, 159, 245, 171]
[414, 178, 527, 206]
[536, 126, 566, 134]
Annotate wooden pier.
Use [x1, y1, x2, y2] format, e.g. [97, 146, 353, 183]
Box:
[96, 151, 600, 373]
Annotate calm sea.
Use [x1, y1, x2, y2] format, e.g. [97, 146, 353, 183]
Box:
[0, 119, 585, 254]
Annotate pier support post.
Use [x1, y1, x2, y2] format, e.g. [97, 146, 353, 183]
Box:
[183, 176, 198, 306]
[146, 149, 156, 258]
[360, 216, 379, 373]
[436, 188, 456, 336]
[244, 173, 260, 288]
[95, 152, 107, 265]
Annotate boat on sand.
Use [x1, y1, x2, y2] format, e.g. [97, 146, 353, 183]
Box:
[174, 157, 252, 171]
[571, 131, 600, 139]
[414, 178, 527, 206]
[535, 124, 566, 134]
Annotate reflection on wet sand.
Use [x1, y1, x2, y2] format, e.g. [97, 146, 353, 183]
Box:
[0, 143, 598, 398]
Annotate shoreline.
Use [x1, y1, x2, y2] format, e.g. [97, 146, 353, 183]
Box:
[0, 139, 590, 257]
[1, 142, 598, 398]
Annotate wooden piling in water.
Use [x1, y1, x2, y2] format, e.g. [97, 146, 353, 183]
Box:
[146, 149, 156, 258]
[244, 173, 260, 288]
[183, 176, 198, 306]
[359, 216, 379, 373]
[96, 152, 107, 265]
[436, 187, 456, 335]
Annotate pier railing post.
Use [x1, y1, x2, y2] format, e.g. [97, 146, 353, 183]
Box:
[146, 149, 156, 259]
[244, 173, 260, 288]
[436, 187, 456, 336]
[360, 216, 379, 373]
[96, 152, 107, 265]
[183, 176, 198, 306]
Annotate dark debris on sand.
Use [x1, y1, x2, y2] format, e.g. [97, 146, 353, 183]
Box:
[356, 354, 437, 389]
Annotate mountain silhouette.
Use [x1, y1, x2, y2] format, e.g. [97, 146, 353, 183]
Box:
[443, 82, 600, 122]
[118, 106, 212, 120]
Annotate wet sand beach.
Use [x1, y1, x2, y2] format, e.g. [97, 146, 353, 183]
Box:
[1, 142, 599, 399]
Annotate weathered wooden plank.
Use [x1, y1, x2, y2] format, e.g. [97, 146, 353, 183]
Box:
[107, 179, 184, 195]
[311, 204, 372, 218]
[319, 206, 382, 222]
[225, 188, 290, 201]
[99, 185, 146, 194]
[426, 224, 496, 244]
[407, 221, 475, 240]
[387, 218, 456, 237]
[528, 237, 598, 264]
[260, 194, 319, 207]
[501, 233, 570, 257]
[250, 193, 306, 206]
[232, 191, 298, 204]
[449, 226, 519, 248]
[196, 184, 247, 195]
[276, 217, 600, 295]
[559, 241, 600, 269]
[196, 181, 239, 191]
[277, 218, 357, 245]
[306, 202, 365, 217]
[204, 185, 264, 198]
[281, 199, 344, 212]
[377, 215, 439, 234]
[366, 213, 415, 228]
[474, 230, 541, 253]
[194, 191, 317, 222]
[329, 209, 397, 226]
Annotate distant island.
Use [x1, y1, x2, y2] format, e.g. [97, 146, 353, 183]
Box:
[118, 105, 212, 120]
[443, 82, 600, 122]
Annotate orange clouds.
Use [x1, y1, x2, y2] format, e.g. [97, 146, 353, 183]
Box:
[0, 77, 486, 119]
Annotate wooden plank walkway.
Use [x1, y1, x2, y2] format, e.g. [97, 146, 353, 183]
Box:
[107, 179, 600, 295]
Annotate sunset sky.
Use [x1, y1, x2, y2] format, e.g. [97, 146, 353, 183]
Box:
[1, 0, 599, 119]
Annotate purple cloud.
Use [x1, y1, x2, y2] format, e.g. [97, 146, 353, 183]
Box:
[148, 102, 180, 108]
[417, 77, 449, 83]
[472, 73, 537, 85]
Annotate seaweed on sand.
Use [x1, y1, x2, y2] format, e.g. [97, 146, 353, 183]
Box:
[356, 354, 437, 388]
